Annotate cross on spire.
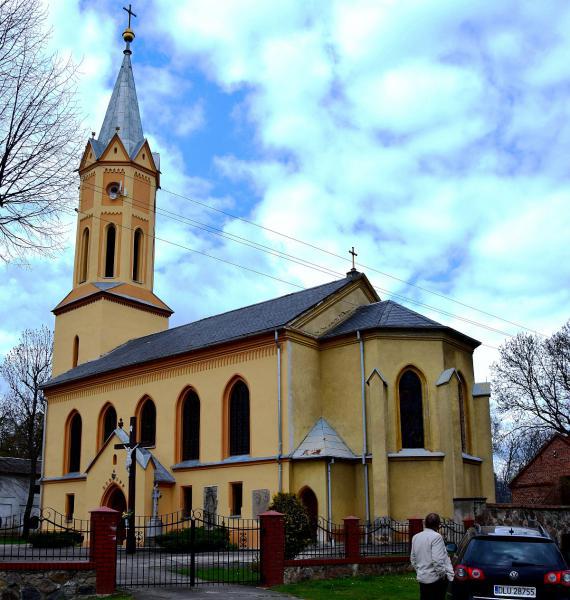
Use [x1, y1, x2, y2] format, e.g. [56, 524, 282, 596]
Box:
[123, 4, 137, 29]
[349, 246, 358, 270]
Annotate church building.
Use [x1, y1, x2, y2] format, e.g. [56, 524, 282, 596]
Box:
[41, 24, 495, 526]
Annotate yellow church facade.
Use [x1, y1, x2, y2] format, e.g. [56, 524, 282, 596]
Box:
[41, 27, 495, 527]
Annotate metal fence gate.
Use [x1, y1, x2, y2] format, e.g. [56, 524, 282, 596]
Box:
[116, 510, 261, 588]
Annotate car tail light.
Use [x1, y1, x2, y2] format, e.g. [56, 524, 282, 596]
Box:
[545, 571, 570, 586]
[454, 565, 485, 581]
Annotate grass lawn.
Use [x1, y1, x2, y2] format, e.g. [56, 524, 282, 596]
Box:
[0, 536, 27, 544]
[177, 565, 259, 583]
[275, 573, 419, 600]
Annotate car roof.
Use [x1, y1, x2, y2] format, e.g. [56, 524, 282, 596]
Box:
[473, 525, 551, 539]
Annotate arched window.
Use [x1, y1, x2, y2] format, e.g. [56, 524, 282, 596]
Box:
[457, 373, 468, 453]
[181, 390, 200, 461]
[79, 228, 89, 283]
[229, 380, 250, 456]
[104, 224, 116, 278]
[67, 412, 82, 473]
[139, 398, 156, 446]
[132, 229, 143, 282]
[72, 336, 79, 368]
[399, 369, 425, 449]
[100, 404, 117, 445]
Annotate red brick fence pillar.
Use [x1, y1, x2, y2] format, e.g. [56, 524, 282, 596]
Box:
[260, 510, 285, 586]
[408, 517, 423, 550]
[463, 518, 475, 531]
[344, 516, 361, 561]
[90, 507, 120, 594]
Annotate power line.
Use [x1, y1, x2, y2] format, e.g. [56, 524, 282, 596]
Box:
[78, 179, 518, 340]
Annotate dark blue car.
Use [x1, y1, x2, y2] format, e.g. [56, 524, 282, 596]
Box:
[447, 525, 570, 600]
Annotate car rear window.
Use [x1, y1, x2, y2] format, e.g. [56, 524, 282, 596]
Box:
[463, 538, 564, 567]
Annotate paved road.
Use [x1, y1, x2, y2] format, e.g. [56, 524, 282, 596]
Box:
[129, 586, 298, 599]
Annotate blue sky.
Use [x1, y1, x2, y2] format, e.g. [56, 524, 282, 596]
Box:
[1, 0, 570, 381]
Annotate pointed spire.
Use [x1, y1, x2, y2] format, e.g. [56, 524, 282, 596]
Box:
[97, 22, 144, 157]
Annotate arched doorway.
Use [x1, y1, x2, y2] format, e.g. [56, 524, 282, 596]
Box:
[299, 486, 318, 540]
[102, 485, 127, 543]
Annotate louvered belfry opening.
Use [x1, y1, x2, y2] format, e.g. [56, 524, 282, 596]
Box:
[229, 381, 250, 456]
[399, 370, 425, 449]
[182, 390, 200, 461]
[105, 224, 116, 277]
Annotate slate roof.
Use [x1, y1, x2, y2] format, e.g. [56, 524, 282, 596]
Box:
[45, 277, 352, 388]
[292, 418, 358, 460]
[97, 50, 144, 157]
[324, 300, 480, 347]
[0, 457, 41, 476]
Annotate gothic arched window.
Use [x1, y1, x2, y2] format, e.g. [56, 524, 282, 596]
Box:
[104, 224, 116, 278]
[181, 390, 200, 461]
[101, 404, 117, 445]
[79, 228, 89, 283]
[67, 412, 82, 473]
[132, 229, 143, 282]
[139, 398, 156, 446]
[229, 380, 250, 456]
[72, 336, 79, 368]
[457, 373, 468, 453]
[399, 369, 425, 449]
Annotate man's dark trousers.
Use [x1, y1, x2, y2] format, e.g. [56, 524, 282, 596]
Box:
[419, 578, 448, 600]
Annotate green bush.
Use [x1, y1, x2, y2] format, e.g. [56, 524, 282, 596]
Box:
[28, 530, 84, 548]
[155, 525, 231, 552]
[268, 492, 312, 559]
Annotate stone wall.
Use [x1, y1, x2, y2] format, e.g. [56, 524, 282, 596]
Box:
[284, 561, 412, 584]
[0, 568, 96, 599]
[479, 503, 570, 547]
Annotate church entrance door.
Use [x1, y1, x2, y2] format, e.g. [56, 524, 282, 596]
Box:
[299, 486, 318, 539]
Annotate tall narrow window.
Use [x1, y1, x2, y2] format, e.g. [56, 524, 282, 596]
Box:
[139, 398, 156, 446]
[67, 412, 82, 473]
[181, 390, 200, 461]
[182, 486, 193, 518]
[132, 229, 143, 282]
[230, 482, 243, 517]
[65, 494, 75, 523]
[104, 224, 116, 277]
[79, 228, 89, 283]
[458, 374, 468, 453]
[229, 381, 250, 456]
[72, 336, 79, 368]
[101, 404, 117, 444]
[399, 369, 425, 449]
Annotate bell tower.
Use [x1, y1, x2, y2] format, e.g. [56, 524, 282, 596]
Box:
[52, 22, 172, 377]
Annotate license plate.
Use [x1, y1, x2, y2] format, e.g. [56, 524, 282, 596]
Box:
[493, 585, 536, 598]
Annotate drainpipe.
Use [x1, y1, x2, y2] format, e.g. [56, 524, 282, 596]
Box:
[357, 331, 371, 525]
[39, 400, 48, 513]
[327, 458, 334, 539]
[275, 330, 283, 492]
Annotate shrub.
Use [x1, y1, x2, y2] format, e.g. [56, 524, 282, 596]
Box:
[155, 525, 230, 552]
[28, 530, 83, 548]
[268, 492, 312, 559]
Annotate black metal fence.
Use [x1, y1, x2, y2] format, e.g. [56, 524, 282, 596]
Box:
[359, 517, 410, 556]
[293, 517, 345, 559]
[0, 508, 90, 561]
[116, 509, 260, 587]
[440, 518, 465, 547]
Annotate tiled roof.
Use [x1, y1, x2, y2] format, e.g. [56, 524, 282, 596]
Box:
[0, 457, 41, 476]
[45, 277, 351, 388]
[324, 300, 480, 347]
[292, 418, 358, 460]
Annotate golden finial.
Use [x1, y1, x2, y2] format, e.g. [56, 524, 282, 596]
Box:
[122, 5, 136, 48]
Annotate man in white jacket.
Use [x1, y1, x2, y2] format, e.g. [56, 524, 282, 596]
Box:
[410, 513, 455, 600]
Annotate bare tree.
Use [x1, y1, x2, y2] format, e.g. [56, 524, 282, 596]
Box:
[492, 320, 570, 435]
[0, 0, 82, 262]
[0, 326, 52, 536]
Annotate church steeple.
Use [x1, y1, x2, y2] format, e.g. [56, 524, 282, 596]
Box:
[51, 14, 171, 377]
[97, 33, 144, 157]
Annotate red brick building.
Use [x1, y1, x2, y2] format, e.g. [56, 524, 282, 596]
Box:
[510, 434, 570, 504]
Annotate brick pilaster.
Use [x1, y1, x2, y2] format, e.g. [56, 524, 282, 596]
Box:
[90, 507, 120, 594]
[408, 518, 423, 551]
[343, 516, 360, 561]
[260, 510, 285, 586]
